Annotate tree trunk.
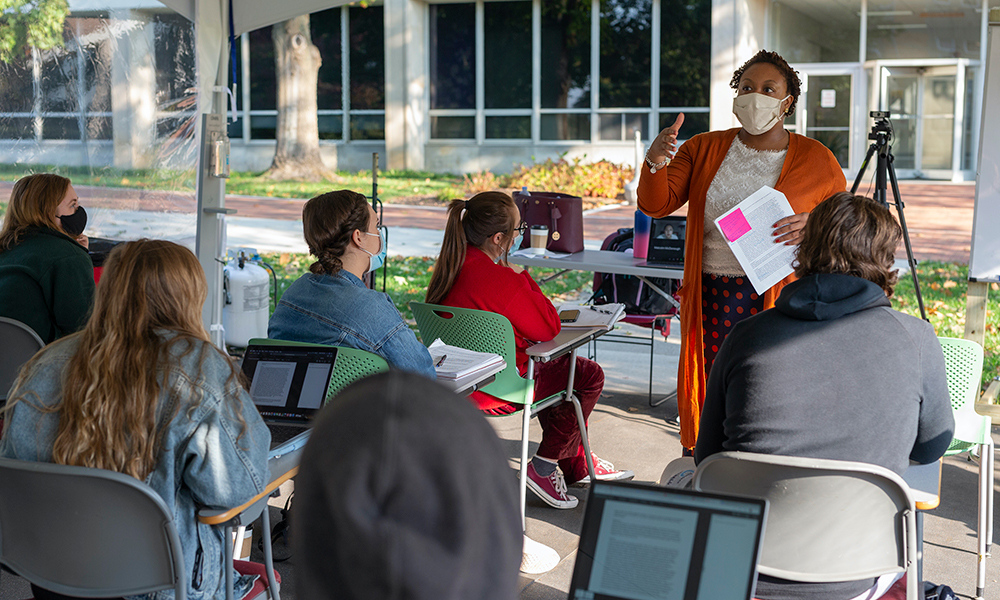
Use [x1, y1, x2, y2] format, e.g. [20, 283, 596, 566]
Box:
[264, 15, 336, 182]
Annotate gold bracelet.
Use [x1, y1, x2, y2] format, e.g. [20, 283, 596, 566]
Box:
[645, 153, 668, 174]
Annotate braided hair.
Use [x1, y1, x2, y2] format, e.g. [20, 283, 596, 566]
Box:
[302, 190, 372, 275]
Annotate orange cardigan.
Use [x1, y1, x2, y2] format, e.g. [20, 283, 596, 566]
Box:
[637, 128, 847, 449]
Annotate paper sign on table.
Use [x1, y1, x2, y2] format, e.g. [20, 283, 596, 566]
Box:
[713, 186, 796, 295]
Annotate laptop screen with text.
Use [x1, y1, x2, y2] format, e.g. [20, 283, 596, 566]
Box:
[240, 344, 337, 424]
[569, 481, 767, 600]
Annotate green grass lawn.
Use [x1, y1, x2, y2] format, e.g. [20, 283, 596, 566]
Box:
[261, 254, 999, 390]
[260, 253, 593, 325]
[0, 165, 463, 204]
[891, 261, 999, 389]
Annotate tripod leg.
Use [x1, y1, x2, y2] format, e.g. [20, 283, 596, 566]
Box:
[886, 154, 927, 321]
[851, 142, 878, 195]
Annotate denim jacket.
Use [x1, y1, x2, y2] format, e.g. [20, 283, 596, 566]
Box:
[268, 270, 436, 379]
[0, 332, 271, 600]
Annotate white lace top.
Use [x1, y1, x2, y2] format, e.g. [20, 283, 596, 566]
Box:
[702, 136, 787, 276]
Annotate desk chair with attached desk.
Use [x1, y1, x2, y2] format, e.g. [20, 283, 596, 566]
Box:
[937, 336, 991, 599]
[0, 457, 281, 600]
[409, 302, 597, 522]
[694, 451, 918, 600]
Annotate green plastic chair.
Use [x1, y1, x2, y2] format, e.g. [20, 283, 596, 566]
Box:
[247, 338, 390, 402]
[409, 302, 591, 523]
[938, 336, 991, 599]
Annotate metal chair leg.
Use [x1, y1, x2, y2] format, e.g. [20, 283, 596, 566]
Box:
[520, 361, 536, 530]
[565, 348, 596, 481]
[976, 437, 994, 599]
[259, 504, 281, 600]
[224, 524, 234, 600]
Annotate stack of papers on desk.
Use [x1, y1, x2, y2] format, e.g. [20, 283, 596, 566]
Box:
[428, 339, 506, 380]
[559, 303, 626, 330]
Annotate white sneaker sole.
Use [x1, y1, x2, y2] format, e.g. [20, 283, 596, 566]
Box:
[525, 476, 579, 509]
[575, 469, 635, 486]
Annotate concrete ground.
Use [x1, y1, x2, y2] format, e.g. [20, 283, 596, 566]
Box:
[0, 180, 994, 599]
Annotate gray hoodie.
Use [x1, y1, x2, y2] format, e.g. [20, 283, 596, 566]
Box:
[695, 273, 954, 600]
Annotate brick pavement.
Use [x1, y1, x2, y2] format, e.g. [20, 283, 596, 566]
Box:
[0, 180, 975, 263]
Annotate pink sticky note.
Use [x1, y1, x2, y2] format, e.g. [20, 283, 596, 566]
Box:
[718, 209, 752, 242]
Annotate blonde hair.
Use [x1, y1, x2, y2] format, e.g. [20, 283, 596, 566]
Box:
[6, 239, 245, 480]
[426, 191, 518, 305]
[0, 173, 71, 250]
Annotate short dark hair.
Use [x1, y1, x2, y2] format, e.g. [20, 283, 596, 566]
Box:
[794, 192, 902, 296]
[302, 190, 371, 275]
[729, 50, 802, 117]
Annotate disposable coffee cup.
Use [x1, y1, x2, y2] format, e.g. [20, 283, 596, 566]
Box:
[529, 225, 548, 254]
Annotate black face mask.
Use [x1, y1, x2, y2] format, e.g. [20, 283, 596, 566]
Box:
[59, 206, 87, 236]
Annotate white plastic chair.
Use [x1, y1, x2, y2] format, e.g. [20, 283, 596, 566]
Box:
[694, 451, 918, 600]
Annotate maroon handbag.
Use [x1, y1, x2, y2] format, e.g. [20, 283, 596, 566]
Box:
[513, 191, 584, 254]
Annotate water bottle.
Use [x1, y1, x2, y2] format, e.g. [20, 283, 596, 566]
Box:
[634, 210, 652, 259]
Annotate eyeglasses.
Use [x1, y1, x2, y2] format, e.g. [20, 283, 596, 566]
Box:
[515, 221, 529, 235]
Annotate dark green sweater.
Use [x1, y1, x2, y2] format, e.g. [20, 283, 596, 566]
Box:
[0, 227, 94, 343]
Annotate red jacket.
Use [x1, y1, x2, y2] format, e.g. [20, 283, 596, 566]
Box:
[440, 246, 560, 374]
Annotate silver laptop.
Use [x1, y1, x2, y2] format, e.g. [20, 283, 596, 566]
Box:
[569, 481, 767, 600]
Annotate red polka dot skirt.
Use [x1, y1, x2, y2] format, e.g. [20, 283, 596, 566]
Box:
[701, 273, 765, 377]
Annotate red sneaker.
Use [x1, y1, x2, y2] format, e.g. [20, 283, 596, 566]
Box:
[525, 463, 579, 509]
[573, 454, 635, 485]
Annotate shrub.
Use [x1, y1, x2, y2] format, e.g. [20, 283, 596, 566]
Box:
[503, 154, 632, 199]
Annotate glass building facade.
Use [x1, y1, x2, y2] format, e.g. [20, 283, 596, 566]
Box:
[0, 0, 991, 180]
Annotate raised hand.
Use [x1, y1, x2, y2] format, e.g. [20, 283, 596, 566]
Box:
[647, 113, 685, 166]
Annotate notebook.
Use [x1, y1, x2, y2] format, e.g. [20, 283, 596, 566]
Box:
[644, 216, 686, 267]
[568, 481, 767, 600]
[240, 343, 338, 446]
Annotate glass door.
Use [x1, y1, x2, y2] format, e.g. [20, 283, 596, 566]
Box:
[800, 73, 853, 169]
[879, 65, 957, 179]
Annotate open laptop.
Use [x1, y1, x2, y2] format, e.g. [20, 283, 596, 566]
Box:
[644, 217, 686, 267]
[568, 480, 767, 600]
[240, 343, 338, 449]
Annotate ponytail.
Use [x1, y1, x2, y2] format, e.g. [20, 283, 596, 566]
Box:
[426, 191, 518, 305]
[426, 199, 468, 305]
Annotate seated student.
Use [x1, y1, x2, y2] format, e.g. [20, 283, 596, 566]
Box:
[268, 190, 435, 379]
[294, 371, 522, 600]
[0, 239, 272, 600]
[695, 192, 955, 600]
[0, 173, 94, 343]
[426, 191, 633, 510]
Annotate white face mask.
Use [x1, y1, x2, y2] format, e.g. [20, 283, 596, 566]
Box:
[732, 93, 791, 136]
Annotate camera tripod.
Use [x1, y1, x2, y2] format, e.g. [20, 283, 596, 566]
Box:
[850, 112, 926, 320]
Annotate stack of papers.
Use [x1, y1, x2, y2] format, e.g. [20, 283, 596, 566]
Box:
[558, 303, 626, 331]
[428, 339, 506, 380]
[713, 186, 796, 294]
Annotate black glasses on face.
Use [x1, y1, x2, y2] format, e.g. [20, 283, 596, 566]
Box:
[516, 221, 529, 235]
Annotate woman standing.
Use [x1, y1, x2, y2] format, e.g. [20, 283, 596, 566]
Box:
[1, 240, 271, 600]
[427, 191, 632, 511]
[638, 50, 847, 453]
[0, 173, 94, 343]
